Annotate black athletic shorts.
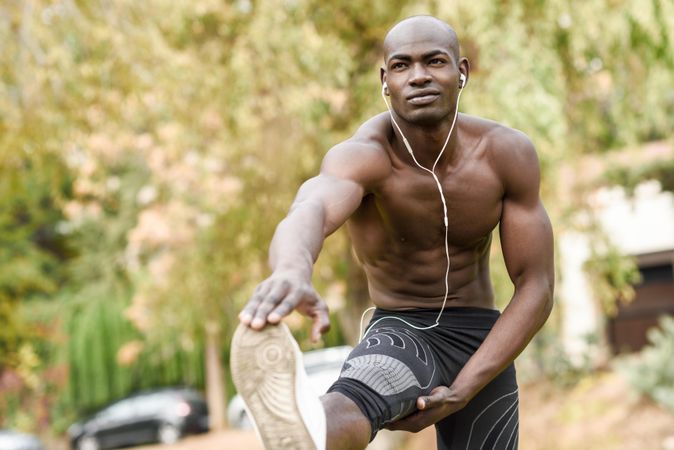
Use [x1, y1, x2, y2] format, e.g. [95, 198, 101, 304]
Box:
[327, 307, 519, 450]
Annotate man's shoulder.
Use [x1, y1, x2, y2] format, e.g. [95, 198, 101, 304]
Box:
[461, 115, 538, 178]
[465, 115, 540, 196]
[348, 112, 393, 150]
[320, 113, 392, 187]
[326, 113, 391, 163]
[464, 114, 535, 156]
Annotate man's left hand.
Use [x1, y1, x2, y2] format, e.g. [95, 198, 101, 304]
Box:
[384, 386, 467, 433]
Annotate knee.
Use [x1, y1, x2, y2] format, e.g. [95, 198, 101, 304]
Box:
[321, 393, 371, 450]
[340, 352, 433, 398]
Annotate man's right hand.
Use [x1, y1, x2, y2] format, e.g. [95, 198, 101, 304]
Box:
[238, 272, 330, 342]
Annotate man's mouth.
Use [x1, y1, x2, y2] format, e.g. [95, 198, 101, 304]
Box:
[407, 94, 440, 105]
[407, 90, 440, 106]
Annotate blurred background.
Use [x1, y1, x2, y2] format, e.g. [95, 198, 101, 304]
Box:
[1, 0, 673, 449]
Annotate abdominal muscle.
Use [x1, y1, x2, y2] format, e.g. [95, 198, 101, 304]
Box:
[355, 242, 497, 312]
[345, 175, 501, 312]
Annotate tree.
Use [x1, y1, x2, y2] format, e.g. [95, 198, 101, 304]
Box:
[1, 0, 673, 431]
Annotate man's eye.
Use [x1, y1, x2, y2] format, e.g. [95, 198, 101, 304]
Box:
[391, 62, 406, 69]
[429, 58, 445, 65]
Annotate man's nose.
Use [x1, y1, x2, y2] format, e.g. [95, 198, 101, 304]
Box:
[409, 63, 431, 86]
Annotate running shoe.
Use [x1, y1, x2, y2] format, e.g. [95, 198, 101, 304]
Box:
[231, 322, 326, 450]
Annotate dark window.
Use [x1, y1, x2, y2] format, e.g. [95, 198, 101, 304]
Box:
[639, 263, 674, 284]
[609, 254, 674, 353]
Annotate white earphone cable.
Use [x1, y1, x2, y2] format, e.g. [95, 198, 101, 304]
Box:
[358, 81, 463, 342]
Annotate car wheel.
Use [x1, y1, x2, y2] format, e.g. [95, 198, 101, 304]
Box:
[77, 436, 100, 450]
[157, 423, 181, 445]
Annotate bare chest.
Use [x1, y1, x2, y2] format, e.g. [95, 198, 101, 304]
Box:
[351, 157, 504, 249]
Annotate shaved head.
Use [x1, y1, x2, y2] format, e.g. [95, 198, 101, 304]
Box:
[383, 16, 460, 63]
[380, 15, 468, 126]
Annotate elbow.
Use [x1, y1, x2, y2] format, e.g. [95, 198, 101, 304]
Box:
[516, 276, 554, 324]
[540, 279, 555, 323]
[543, 291, 554, 320]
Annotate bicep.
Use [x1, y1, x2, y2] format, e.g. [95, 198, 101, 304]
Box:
[499, 198, 554, 289]
[497, 132, 554, 289]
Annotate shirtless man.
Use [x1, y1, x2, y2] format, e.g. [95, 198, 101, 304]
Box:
[232, 15, 554, 450]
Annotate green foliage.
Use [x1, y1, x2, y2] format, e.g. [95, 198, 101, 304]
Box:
[603, 156, 674, 195]
[1, 0, 673, 432]
[0, 150, 73, 369]
[65, 290, 136, 411]
[64, 289, 205, 416]
[617, 316, 674, 413]
[517, 325, 599, 387]
[0, 299, 68, 431]
[583, 237, 641, 317]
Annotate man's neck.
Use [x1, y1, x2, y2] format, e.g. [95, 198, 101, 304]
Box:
[392, 114, 461, 170]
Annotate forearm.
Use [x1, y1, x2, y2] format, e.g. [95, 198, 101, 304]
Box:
[449, 282, 553, 401]
[269, 200, 327, 279]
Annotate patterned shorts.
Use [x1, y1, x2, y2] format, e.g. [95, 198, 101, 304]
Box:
[327, 307, 519, 450]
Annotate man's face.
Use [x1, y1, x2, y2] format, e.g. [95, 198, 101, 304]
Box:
[382, 24, 462, 126]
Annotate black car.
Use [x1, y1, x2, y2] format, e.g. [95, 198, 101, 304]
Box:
[68, 387, 209, 450]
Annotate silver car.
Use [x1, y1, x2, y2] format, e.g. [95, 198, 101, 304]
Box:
[0, 429, 44, 450]
[227, 345, 352, 429]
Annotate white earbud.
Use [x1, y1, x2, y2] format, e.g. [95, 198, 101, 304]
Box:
[382, 81, 388, 94]
[459, 73, 467, 88]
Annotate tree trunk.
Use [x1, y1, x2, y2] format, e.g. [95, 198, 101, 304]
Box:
[204, 321, 227, 429]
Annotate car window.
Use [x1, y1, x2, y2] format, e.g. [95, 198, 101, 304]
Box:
[99, 400, 135, 420]
[134, 393, 175, 416]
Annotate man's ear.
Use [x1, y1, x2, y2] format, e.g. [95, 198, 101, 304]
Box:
[458, 57, 470, 86]
[380, 67, 388, 94]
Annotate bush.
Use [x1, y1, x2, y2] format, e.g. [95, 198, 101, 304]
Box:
[617, 316, 674, 412]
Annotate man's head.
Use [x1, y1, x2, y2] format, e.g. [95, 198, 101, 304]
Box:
[381, 16, 469, 126]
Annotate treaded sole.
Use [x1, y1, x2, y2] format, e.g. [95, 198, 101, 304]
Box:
[231, 323, 316, 450]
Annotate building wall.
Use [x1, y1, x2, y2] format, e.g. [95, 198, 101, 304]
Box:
[559, 181, 674, 362]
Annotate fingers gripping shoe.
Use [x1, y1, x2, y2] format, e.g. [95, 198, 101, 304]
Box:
[231, 323, 327, 450]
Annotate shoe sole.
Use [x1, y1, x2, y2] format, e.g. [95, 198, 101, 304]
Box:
[231, 323, 316, 450]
